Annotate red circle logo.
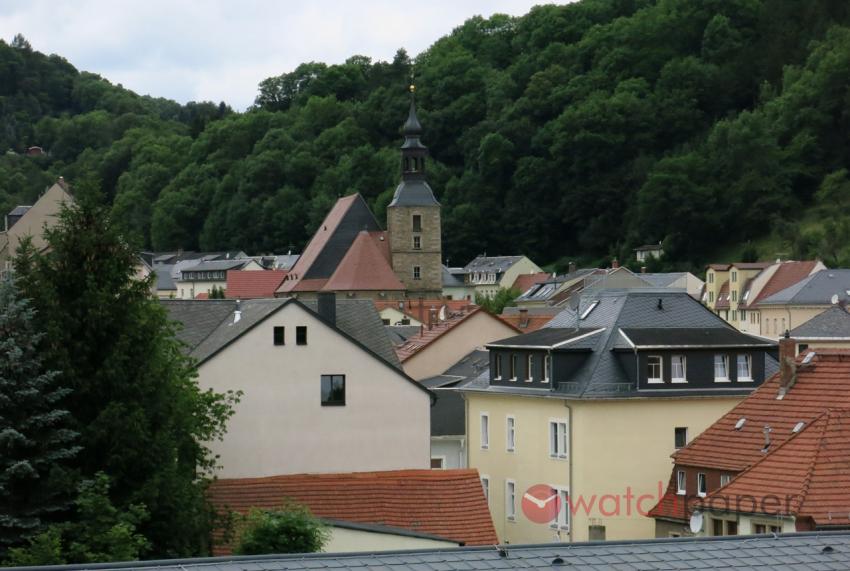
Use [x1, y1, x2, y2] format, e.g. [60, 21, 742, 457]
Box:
[521, 484, 562, 524]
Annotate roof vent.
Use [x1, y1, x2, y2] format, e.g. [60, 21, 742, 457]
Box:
[793, 421, 805, 433]
[823, 545, 835, 553]
[551, 557, 565, 565]
[657, 298, 663, 310]
[734, 418, 746, 430]
[761, 425, 772, 452]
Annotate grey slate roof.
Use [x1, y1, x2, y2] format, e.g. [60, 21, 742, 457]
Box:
[442, 266, 465, 288]
[639, 272, 686, 288]
[14, 531, 850, 571]
[759, 269, 850, 305]
[488, 328, 602, 349]
[422, 350, 490, 436]
[162, 298, 402, 369]
[620, 327, 776, 348]
[385, 325, 422, 346]
[181, 259, 250, 273]
[154, 264, 176, 291]
[389, 179, 440, 207]
[791, 306, 850, 338]
[515, 269, 598, 302]
[462, 255, 524, 274]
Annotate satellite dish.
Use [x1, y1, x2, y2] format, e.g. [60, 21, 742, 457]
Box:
[832, 294, 839, 305]
[689, 511, 704, 533]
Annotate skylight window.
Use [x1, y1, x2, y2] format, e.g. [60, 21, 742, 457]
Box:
[792, 422, 805, 433]
[734, 418, 746, 430]
[580, 300, 599, 320]
[802, 352, 816, 365]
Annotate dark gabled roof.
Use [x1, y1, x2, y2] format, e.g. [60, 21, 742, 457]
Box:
[442, 265, 465, 287]
[462, 255, 524, 274]
[791, 306, 850, 338]
[422, 349, 489, 437]
[7, 205, 31, 217]
[388, 179, 439, 207]
[515, 268, 598, 302]
[634, 243, 662, 251]
[181, 259, 250, 273]
[619, 327, 775, 349]
[17, 531, 850, 571]
[639, 272, 688, 288]
[760, 269, 850, 306]
[487, 327, 603, 349]
[154, 264, 176, 291]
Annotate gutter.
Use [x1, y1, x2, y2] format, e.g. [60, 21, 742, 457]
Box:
[552, 348, 574, 543]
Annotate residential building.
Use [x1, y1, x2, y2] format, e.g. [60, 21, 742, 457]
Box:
[634, 242, 664, 262]
[277, 95, 441, 300]
[422, 350, 490, 469]
[460, 289, 777, 544]
[0, 178, 72, 275]
[441, 265, 471, 300]
[789, 306, 850, 354]
[640, 272, 704, 299]
[499, 306, 559, 333]
[207, 469, 496, 553]
[225, 269, 288, 299]
[460, 255, 543, 299]
[649, 340, 850, 538]
[510, 271, 552, 296]
[514, 266, 601, 308]
[151, 251, 250, 299]
[757, 269, 850, 338]
[395, 307, 519, 381]
[163, 294, 432, 478]
[703, 262, 771, 324]
[175, 258, 264, 299]
[42, 532, 850, 570]
[373, 298, 474, 327]
[735, 260, 824, 334]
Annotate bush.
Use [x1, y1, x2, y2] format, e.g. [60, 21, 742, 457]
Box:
[234, 505, 329, 555]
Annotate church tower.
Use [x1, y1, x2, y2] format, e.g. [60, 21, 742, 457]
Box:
[387, 85, 442, 298]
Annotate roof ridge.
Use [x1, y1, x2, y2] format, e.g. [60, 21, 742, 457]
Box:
[575, 296, 629, 397]
[797, 409, 840, 515]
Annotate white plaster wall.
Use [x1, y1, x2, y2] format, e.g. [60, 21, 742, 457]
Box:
[325, 527, 457, 552]
[431, 438, 466, 469]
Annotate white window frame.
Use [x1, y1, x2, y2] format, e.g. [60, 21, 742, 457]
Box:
[506, 415, 516, 452]
[480, 413, 489, 449]
[506, 479, 517, 521]
[697, 472, 707, 497]
[543, 354, 551, 383]
[720, 474, 731, 487]
[525, 354, 533, 382]
[430, 456, 446, 469]
[647, 355, 663, 384]
[481, 475, 490, 502]
[714, 354, 730, 382]
[509, 354, 517, 381]
[736, 354, 752, 382]
[671, 355, 687, 383]
[549, 419, 568, 459]
[494, 354, 502, 380]
[677, 470, 686, 495]
[412, 266, 421, 280]
[412, 235, 421, 250]
[549, 486, 570, 530]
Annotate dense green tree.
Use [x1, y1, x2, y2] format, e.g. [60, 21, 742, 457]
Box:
[0, 278, 78, 557]
[234, 506, 329, 556]
[13, 187, 239, 558]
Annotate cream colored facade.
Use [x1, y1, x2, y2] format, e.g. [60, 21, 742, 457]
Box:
[700, 512, 795, 537]
[379, 306, 422, 326]
[468, 257, 543, 299]
[758, 305, 828, 339]
[175, 260, 263, 299]
[401, 311, 518, 381]
[0, 181, 72, 270]
[197, 302, 431, 478]
[466, 392, 743, 544]
[704, 264, 767, 330]
[324, 525, 458, 552]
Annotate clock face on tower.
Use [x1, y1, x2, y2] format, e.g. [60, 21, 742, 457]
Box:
[522, 484, 563, 524]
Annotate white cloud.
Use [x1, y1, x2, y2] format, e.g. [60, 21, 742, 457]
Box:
[0, 0, 549, 109]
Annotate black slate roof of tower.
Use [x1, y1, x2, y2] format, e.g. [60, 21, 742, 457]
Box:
[389, 179, 439, 207]
[12, 531, 850, 571]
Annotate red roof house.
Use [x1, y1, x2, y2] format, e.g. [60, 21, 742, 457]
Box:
[226, 270, 287, 299]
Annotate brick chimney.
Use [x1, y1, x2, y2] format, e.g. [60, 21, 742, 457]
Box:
[778, 331, 797, 398]
[641, 266, 647, 273]
[612, 259, 619, 269]
[568, 261, 576, 274]
[428, 306, 437, 330]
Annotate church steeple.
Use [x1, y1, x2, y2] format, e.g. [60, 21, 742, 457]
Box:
[390, 83, 439, 206]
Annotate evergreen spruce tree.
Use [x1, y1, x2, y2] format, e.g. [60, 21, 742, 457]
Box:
[13, 185, 238, 558]
[0, 278, 79, 557]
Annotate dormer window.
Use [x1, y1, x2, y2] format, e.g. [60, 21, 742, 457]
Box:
[671, 355, 687, 383]
[525, 354, 533, 382]
[736, 354, 752, 382]
[494, 355, 502, 380]
[509, 354, 517, 381]
[647, 355, 663, 384]
[714, 354, 730, 382]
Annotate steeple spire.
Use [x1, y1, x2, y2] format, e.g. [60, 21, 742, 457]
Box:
[389, 82, 439, 207]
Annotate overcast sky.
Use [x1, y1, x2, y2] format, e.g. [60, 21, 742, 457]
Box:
[0, 1, 548, 110]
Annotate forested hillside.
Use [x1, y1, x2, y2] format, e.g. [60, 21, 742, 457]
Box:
[3, 0, 850, 269]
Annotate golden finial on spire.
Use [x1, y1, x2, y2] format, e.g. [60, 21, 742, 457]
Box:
[409, 83, 415, 93]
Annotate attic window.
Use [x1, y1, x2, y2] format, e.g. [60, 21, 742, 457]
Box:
[792, 421, 805, 433]
[734, 418, 746, 431]
[580, 301, 599, 320]
[273, 326, 285, 346]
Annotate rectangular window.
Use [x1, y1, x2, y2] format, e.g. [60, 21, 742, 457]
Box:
[720, 474, 731, 487]
[413, 235, 421, 250]
[412, 214, 422, 232]
[754, 523, 781, 534]
[647, 355, 663, 383]
[731, 271, 737, 282]
[510, 354, 517, 380]
[712, 519, 724, 536]
[543, 354, 551, 383]
[727, 520, 738, 535]
[525, 354, 533, 382]
[697, 472, 707, 497]
[675, 427, 688, 449]
[730, 310, 737, 321]
[677, 470, 686, 495]
[273, 326, 285, 345]
[714, 354, 729, 382]
[736, 354, 752, 382]
[480, 413, 489, 449]
[708, 272, 714, 284]
[555, 488, 570, 529]
[320, 374, 345, 406]
[709, 291, 714, 302]
[732, 290, 737, 302]
[412, 266, 421, 280]
[506, 480, 516, 520]
[481, 476, 489, 501]
[296, 326, 307, 345]
[494, 355, 502, 380]
[588, 525, 605, 541]
[506, 416, 516, 451]
[430, 457, 444, 469]
[671, 355, 686, 383]
[549, 420, 568, 458]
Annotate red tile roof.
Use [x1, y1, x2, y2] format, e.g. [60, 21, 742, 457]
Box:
[650, 351, 850, 522]
[207, 469, 497, 553]
[498, 313, 554, 333]
[706, 408, 850, 525]
[226, 270, 287, 299]
[374, 299, 475, 322]
[394, 308, 520, 362]
[715, 281, 730, 309]
[745, 260, 821, 308]
[195, 292, 209, 300]
[322, 231, 404, 291]
[510, 272, 551, 295]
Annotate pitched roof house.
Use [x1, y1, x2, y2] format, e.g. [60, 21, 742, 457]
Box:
[756, 268, 850, 338]
[163, 295, 431, 478]
[207, 469, 497, 554]
[649, 342, 850, 538]
[225, 269, 288, 299]
[458, 289, 777, 544]
[789, 306, 850, 354]
[460, 255, 543, 299]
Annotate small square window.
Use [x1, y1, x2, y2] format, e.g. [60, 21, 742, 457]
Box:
[273, 326, 285, 345]
[296, 326, 307, 345]
[321, 374, 345, 406]
[675, 427, 688, 449]
[430, 457, 444, 469]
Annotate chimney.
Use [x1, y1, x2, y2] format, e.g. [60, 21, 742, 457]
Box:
[761, 425, 772, 452]
[233, 299, 242, 324]
[317, 292, 336, 326]
[519, 308, 529, 328]
[641, 266, 647, 273]
[778, 331, 797, 396]
[612, 259, 619, 269]
[418, 297, 424, 325]
[429, 306, 437, 330]
[568, 261, 576, 274]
